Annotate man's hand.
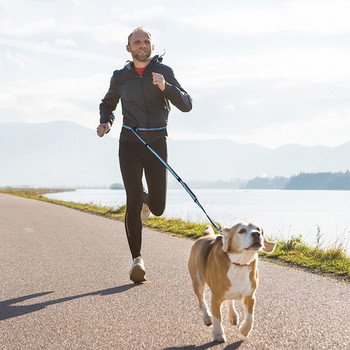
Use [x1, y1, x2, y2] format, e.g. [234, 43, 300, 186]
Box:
[96, 123, 110, 137]
[152, 72, 165, 91]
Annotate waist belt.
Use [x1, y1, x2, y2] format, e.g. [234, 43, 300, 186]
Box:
[123, 125, 167, 132]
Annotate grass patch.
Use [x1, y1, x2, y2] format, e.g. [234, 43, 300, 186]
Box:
[145, 216, 209, 238]
[262, 235, 350, 280]
[1, 188, 349, 282]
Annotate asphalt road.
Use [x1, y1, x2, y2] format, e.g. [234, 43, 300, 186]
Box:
[0, 193, 349, 350]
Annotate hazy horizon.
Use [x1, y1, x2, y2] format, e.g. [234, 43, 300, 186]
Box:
[1, 120, 349, 188]
[2, 119, 350, 150]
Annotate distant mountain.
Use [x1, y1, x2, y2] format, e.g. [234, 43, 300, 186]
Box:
[0, 121, 120, 187]
[0, 121, 349, 187]
[167, 140, 350, 182]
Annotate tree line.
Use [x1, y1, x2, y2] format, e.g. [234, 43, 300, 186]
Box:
[245, 171, 350, 190]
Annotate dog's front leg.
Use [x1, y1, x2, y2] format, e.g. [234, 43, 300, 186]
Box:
[211, 295, 226, 343]
[240, 295, 255, 337]
[226, 299, 239, 326]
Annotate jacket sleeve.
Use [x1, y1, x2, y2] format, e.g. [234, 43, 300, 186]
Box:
[163, 67, 192, 112]
[99, 71, 120, 126]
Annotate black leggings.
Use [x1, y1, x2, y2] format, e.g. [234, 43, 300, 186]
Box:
[119, 138, 167, 259]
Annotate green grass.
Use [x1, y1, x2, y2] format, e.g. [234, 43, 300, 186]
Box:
[1, 188, 349, 282]
[263, 235, 350, 280]
[145, 216, 209, 238]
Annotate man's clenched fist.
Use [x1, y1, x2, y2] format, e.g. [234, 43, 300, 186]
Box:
[96, 123, 110, 137]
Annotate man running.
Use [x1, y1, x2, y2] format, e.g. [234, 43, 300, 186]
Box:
[97, 27, 192, 283]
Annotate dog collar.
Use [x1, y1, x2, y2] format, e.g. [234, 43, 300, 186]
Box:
[226, 253, 251, 266]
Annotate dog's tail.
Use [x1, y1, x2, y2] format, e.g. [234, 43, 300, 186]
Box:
[203, 225, 215, 236]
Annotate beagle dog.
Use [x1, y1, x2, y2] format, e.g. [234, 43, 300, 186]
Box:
[188, 223, 276, 343]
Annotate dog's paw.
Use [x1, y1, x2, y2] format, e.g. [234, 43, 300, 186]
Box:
[228, 306, 239, 326]
[228, 310, 239, 326]
[239, 322, 252, 337]
[202, 311, 212, 326]
[226, 300, 239, 326]
[213, 332, 226, 343]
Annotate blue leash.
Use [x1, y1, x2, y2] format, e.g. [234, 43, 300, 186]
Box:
[123, 125, 222, 232]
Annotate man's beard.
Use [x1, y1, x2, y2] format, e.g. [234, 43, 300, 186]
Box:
[133, 49, 151, 62]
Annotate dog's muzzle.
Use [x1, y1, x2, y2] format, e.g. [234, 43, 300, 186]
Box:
[247, 229, 263, 250]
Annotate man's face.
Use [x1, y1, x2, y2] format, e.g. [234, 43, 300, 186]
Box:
[127, 31, 154, 63]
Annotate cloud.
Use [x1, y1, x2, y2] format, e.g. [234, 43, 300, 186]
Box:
[244, 99, 264, 107]
[168, 107, 350, 149]
[1, 51, 27, 69]
[92, 23, 130, 44]
[228, 109, 350, 148]
[0, 37, 116, 64]
[111, 5, 166, 22]
[178, 45, 350, 91]
[0, 74, 110, 128]
[0, 10, 139, 47]
[55, 37, 76, 47]
[1, 0, 350, 148]
[0, 16, 91, 39]
[0, 0, 9, 9]
[175, 0, 350, 37]
[0, 19, 55, 37]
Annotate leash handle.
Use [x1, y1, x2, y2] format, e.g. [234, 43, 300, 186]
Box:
[123, 125, 222, 233]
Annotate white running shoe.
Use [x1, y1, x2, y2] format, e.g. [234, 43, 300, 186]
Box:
[129, 256, 146, 283]
[140, 203, 150, 221]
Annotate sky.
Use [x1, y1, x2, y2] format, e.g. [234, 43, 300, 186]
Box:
[1, 0, 350, 148]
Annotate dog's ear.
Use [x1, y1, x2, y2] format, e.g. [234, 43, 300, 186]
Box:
[260, 228, 277, 253]
[221, 226, 230, 252]
[262, 238, 277, 254]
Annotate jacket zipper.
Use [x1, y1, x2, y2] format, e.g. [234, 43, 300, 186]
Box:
[139, 73, 149, 116]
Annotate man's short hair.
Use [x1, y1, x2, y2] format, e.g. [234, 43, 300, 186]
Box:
[127, 27, 152, 45]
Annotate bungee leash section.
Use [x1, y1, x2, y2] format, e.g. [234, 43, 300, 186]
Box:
[122, 125, 222, 233]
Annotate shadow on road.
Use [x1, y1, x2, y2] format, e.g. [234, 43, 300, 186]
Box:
[0, 283, 138, 321]
[163, 340, 244, 350]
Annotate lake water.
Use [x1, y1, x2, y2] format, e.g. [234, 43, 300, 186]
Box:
[45, 188, 350, 254]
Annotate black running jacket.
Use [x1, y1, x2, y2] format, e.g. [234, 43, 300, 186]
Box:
[99, 55, 192, 141]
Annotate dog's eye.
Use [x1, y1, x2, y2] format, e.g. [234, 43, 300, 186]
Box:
[238, 228, 247, 234]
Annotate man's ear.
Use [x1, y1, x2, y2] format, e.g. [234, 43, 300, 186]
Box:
[126, 45, 131, 52]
